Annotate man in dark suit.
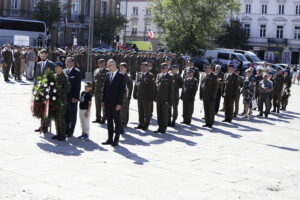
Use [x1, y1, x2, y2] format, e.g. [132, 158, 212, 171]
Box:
[34, 49, 55, 80]
[222, 64, 239, 122]
[214, 65, 224, 114]
[34, 49, 55, 133]
[64, 57, 82, 137]
[200, 65, 218, 128]
[102, 59, 126, 146]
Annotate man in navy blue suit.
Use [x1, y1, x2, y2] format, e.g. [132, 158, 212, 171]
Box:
[64, 57, 82, 137]
[101, 59, 126, 146]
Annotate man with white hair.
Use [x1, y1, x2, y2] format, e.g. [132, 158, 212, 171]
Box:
[101, 59, 126, 146]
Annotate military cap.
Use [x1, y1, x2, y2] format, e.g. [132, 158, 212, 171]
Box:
[147, 59, 154, 63]
[188, 68, 195, 73]
[98, 58, 105, 63]
[55, 61, 64, 67]
[188, 58, 195, 63]
[204, 64, 213, 69]
[169, 65, 178, 70]
[85, 81, 93, 88]
[165, 57, 173, 61]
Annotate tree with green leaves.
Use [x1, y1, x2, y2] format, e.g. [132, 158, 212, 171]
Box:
[33, 0, 61, 32]
[216, 19, 248, 49]
[94, 14, 128, 45]
[152, 0, 240, 55]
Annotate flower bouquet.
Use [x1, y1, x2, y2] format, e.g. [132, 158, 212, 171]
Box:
[32, 69, 62, 120]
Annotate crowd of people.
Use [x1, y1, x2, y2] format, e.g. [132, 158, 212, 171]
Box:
[0, 44, 298, 146]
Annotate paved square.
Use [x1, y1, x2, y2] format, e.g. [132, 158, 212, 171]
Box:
[0, 76, 300, 200]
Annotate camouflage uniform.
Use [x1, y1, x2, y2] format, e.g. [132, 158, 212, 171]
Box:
[13, 51, 22, 80]
[54, 73, 70, 139]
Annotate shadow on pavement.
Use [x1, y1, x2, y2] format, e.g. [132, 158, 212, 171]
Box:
[68, 137, 108, 152]
[211, 127, 242, 138]
[113, 146, 149, 165]
[267, 144, 299, 152]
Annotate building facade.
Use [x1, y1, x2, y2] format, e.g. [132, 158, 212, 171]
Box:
[119, 0, 160, 50]
[237, 0, 300, 64]
[0, 0, 119, 46]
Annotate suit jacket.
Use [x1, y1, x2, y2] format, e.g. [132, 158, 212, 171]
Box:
[133, 71, 156, 101]
[200, 72, 218, 101]
[64, 67, 82, 102]
[155, 73, 174, 104]
[102, 71, 126, 106]
[34, 60, 55, 79]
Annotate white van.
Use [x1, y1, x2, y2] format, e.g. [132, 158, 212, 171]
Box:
[233, 50, 264, 64]
[204, 49, 251, 69]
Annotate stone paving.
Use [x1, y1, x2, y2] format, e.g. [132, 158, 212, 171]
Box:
[0, 73, 300, 200]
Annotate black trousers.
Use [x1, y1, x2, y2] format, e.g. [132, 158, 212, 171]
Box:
[224, 96, 234, 122]
[168, 99, 179, 123]
[138, 100, 152, 128]
[65, 102, 78, 136]
[215, 88, 222, 114]
[105, 103, 122, 143]
[259, 93, 270, 115]
[273, 91, 281, 110]
[157, 101, 169, 131]
[204, 100, 215, 126]
[182, 100, 194, 123]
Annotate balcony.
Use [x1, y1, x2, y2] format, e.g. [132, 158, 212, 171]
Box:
[268, 38, 288, 45]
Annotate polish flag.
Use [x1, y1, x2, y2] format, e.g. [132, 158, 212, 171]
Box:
[148, 31, 155, 39]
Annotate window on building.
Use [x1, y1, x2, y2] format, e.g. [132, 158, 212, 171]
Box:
[246, 4, 251, 14]
[11, 0, 20, 10]
[296, 5, 300, 15]
[244, 24, 250, 37]
[262, 4, 267, 14]
[71, 0, 80, 20]
[294, 26, 300, 39]
[102, 1, 108, 16]
[260, 25, 266, 38]
[131, 23, 138, 35]
[276, 26, 284, 38]
[279, 4, 284, 14]
[133, 7, 138, 16]
[145, 8, 151, 16]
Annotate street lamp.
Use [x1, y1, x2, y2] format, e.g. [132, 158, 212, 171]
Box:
[86, 0, 95, 81]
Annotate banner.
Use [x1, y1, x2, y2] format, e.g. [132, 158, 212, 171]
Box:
[14, 35, 30, 46]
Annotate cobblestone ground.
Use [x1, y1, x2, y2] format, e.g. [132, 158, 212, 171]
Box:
[0, 73, 300, 200]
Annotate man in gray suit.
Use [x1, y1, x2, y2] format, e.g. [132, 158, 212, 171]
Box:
[34, 49, 55, 133]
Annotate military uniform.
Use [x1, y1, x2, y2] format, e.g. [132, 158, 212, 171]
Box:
[183, 66, 200, 82]
[272, 73, 284, 113]
[222, 72, 239, 122]
[130, 54, 138, 80]
[215, 71, 224, 114]
[121, 73, 133, 128]
[155, 73, 174, 132]
[93, 67, 109, 122]
[233, 75, 244, 117]
[13, 51, 22, 80]
[281, 74, 292, 111]
[54, 72, 70, 140]
[133, 71, 156, 130]
[168, 72, 183, 126]
[200, 72, 218, 127]
[2, 48, 13, 81]
[181, 76, 198, 124]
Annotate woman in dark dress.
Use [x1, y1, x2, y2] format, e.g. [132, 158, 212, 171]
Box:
[242, 69, 256, 119]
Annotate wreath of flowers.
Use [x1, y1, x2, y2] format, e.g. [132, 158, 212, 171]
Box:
[32, 69, 62, 120]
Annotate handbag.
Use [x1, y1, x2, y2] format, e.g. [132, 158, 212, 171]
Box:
[251, 99, 258, 109]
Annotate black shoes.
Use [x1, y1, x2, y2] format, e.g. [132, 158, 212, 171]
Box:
[170, 121, 176, 127]
[202, 124, 212, 128]
[134, 125, 144, 129]
[51, 136, 66, 141]
[102, 140, 113, 145]
[34, 127, 41, 132]
[154, 129, 166, 134]
[92, 119, 101, 123]
[100, 119, 106, 124]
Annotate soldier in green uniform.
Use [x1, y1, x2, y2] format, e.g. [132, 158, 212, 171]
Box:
[119, 63, 133, 130]
[155, 63, 174, 133]
[2, 44, 13, 81]
[281, 70, 292, 111]
[52, 62, 70, 141]
[130, 52, 138, 80]
[168, 65, 183, 127]
[233, 68, 243, 117]
[272, 68, 284, 113]
[200, 65, 218, 128]
[222, 64, 239, 122]
[13, 47, 22, 80]
[177, 54, 186, 75]
[133, 62, 156, 130]
[181, 69, 198, 125]
[183, 59, 200, 82]
[92, 59, 109, 124]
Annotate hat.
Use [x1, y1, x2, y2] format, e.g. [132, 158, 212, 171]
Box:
[55, 61, 64, 67]
[165, 57, 173, 61]
[188, 68, 195, 73]
[268, 71, 274, 75]
[234, 68, 240, 71]
[204, 65, 213, 69]
[85, 81, 93, 88]
[188, 58, 195, 63]
[169, 65, 179, 70]
[147, 59, 154, 63]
